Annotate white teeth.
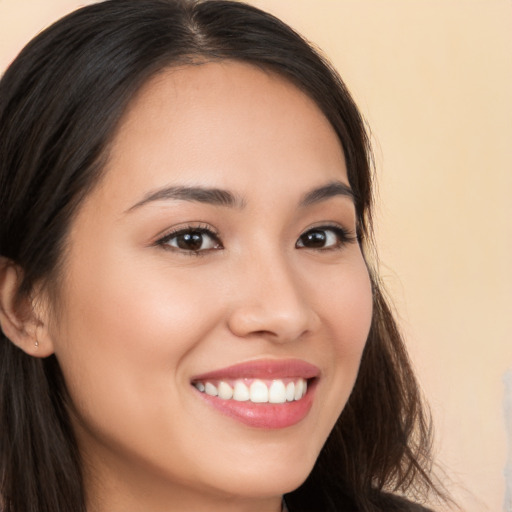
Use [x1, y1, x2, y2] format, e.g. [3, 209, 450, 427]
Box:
[250, 380, 269, 403]
[194, 378, 308, 403]
[269, 380, 287, 403]
[285, 381, 295, 402]
[204, 382, 218, 396]
[294, 379, 304, 400]
[218, 381, 233, 400]
[233, 381, 250, 401]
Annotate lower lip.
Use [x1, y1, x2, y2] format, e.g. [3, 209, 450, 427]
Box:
[193, 380, 316, 429]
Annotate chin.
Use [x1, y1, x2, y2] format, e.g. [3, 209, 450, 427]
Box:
[215, 470, 309, 500]
[207, 445, 318, 499]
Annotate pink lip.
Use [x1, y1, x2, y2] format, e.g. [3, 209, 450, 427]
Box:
[191, 358, 320, 382]
[191, 359, 319, 429]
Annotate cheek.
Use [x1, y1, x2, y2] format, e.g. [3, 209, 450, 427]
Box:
[311, 252, 373, 415]
[338, 261, 373, 368]
[317, 253, 373, 353]
[50, 246, 222, 430]
[48, 248, 238, 493]
[336, 271, 373, 358]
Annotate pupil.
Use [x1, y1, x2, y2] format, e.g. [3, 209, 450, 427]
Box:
[177, 232, 203, 251]
[303, 230, 326, 248]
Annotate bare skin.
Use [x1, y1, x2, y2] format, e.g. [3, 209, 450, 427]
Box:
[0, 61, 373, 511]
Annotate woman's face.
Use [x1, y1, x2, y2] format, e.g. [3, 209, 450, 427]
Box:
[46, 61, 373, 511]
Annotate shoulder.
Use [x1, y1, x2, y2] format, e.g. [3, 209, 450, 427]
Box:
[284, 492, 435, 511]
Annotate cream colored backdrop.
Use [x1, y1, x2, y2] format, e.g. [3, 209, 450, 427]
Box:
[1, 1, 510, 511]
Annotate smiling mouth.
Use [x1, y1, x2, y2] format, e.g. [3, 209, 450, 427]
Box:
[192, 377, 309, 404]
[190, 359, 318, 428]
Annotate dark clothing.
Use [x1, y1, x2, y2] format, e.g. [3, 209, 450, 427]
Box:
[284, 493, 434, 512]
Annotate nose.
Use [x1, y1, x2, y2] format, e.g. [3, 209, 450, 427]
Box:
[226, 254, 319, 343]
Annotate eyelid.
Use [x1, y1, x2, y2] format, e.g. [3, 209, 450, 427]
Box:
[301, 221, 356, 236]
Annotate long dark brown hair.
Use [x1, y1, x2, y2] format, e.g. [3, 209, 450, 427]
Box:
[0, 1, 443, 511]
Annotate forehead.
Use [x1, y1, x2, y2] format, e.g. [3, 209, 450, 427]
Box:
[93, 60, 347, 209]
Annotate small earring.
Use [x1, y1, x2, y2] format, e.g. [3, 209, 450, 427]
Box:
[34, 340, 39, 348]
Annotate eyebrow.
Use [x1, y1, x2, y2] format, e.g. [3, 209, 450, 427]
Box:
[126, 180, 354, 213]
[299, 181, 354, 207]
[126, 185, 246, 212]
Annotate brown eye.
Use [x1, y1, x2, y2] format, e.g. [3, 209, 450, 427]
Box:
[161, 228, 221, 253]
[175, 232, 204, 251]
[296, 226, 349, 250]
[298, 230, 328, 248]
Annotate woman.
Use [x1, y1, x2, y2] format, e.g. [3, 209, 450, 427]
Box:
[0, 1, 446, 511]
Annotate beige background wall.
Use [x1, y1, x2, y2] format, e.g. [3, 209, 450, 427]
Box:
[1, 1, 511, 511]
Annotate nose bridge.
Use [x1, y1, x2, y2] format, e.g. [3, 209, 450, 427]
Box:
[227, 244, 316, 341]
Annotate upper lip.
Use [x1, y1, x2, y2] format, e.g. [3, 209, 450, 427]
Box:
[191, 359, 320, 382]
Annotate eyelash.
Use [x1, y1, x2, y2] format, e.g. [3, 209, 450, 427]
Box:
[155, 223, 357, 256]
[296, 224, 358, 251]
[155, 224, 222, 256]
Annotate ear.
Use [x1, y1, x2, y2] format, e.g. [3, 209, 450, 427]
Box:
[0, 258, 55, 358]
